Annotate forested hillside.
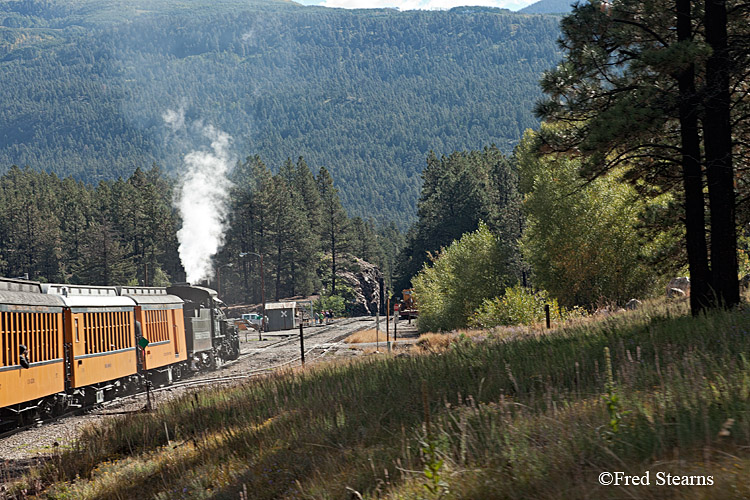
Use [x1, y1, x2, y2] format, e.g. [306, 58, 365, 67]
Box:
[519, 0, 573, 14]
[0, 0, 561, 224]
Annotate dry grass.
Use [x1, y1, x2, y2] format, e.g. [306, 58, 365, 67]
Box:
[345, 328, 389, 343]
[14, 298, 750, 499]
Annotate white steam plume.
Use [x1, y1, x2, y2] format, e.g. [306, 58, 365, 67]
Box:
[163, 106, 186, 132]
[168, 114, 233, 284]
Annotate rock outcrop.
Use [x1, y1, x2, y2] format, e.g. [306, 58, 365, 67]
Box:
[336, 257, 384, 316]
[666, 277, 690, 298]
[624, 299, 642, 310]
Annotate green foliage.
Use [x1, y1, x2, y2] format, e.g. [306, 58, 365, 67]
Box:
[218, 155, 393, 304]
[314, 294, 346, 317]
[398, 147, 522, 289]
[74, 220, 136, 285]
[536, 0, 749, 311]
[0, 1, 562, 226]
[738, 231, 750, 278]
[600, 346, 632, 444]
[0, 157, 390, 299]
[469, 284, 569, 328]
[421, 438, 448, 498]
[413, 222, 513, 333]
[150, 266, 172, 287]
[317, 166, 350, 296]
[517, 129, 671, 308]
[0, 165, 177, 285]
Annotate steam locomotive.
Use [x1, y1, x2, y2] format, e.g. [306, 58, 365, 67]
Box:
[0, 277, 239, 429]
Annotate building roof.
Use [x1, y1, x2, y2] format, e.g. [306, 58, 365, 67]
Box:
[265, 301, 297, 310]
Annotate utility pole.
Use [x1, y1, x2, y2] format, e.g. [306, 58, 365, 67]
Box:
[299, 322, 305, 366]
[394, 305, 398, 343]
[375, 278, 381, 352]
[240, 252, 265, 340]
[375, 311, 380, 352]
[386, 296, 391, 353]
[217, 263, 234, 300]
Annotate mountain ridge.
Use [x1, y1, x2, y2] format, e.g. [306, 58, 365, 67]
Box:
[0, 1, 562, 225]
[518, 0, 573, 14]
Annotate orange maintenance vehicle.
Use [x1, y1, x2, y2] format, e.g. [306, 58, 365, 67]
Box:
[400, 288, 418, 320]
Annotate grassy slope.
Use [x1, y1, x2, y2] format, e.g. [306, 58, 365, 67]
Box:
[19, 300, 750, 499]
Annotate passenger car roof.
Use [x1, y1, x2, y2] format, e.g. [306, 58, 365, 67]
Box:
[43, 284, 136, 308]
[117, 286, 184, 306]
[0, 277, 65, 308]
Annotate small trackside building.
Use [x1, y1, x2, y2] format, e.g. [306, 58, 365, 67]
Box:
[265, 302, 297, 331]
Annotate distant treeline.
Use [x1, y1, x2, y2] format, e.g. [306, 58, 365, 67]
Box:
[0, 158, 403, 303]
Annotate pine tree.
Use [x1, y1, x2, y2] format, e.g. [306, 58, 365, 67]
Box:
[228, 156, 274, 302]
[291, 156, 323, 242]
[76, 219, 135, 285]
[0, 167, 63, 281]
[58, 176, 93, 279]
[396, 148, 520, 289]
[317, 166, 350, 295]
[536, 0, 746, 312]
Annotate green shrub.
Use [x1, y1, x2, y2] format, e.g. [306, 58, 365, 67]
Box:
[413, 222, 514, 333]
[516, 128, 677, 308]
[314, 294, 346, 317]
[469, 284, 573, 327]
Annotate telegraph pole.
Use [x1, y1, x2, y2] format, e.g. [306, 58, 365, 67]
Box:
[299, 322, 305, 366]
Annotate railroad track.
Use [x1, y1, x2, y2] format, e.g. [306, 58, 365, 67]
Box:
[0, 317, 372, 435]
[103, 317, 368, 403]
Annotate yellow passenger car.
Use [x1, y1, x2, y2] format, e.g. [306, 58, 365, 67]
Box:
[43, 284, 137, 391]
[0, 278, 66, 411]
[118, 287, 187, 379]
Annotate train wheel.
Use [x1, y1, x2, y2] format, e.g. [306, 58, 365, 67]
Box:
[200, 352, 215, 370]
[39, 397, 58, 420]
[229, 339, 240, 360]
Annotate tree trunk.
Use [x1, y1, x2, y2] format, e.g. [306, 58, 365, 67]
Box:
[331, 227, 337, 295]
[704, 0, 739, 308]
[677, 0, 713, 314]
[276, 237, 282, 302]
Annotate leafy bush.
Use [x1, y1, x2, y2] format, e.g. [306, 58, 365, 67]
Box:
[413, 222, 514, 333]
[469, 284, 567, 328]
[516, 128, 676, 308]
[314, 294, 346, 317]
